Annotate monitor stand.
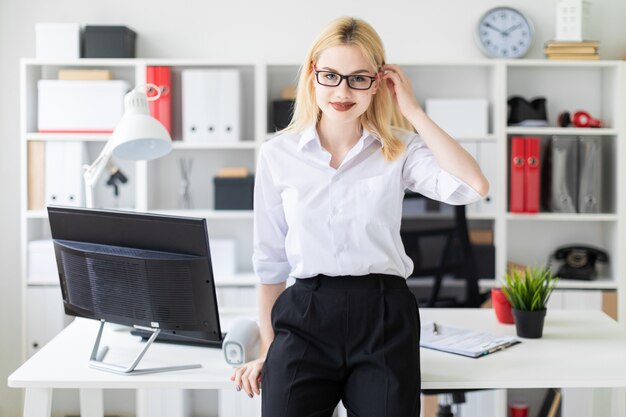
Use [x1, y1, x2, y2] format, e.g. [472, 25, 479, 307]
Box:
[88, 319, 202, 375]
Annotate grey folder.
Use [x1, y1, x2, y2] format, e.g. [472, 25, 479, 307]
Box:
[548, 136, 578, 213]
[578, 137, 602, 213]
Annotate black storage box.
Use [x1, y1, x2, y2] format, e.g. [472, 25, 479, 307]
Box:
[82, 26, 136, 58]
[214, 175, 254, 210]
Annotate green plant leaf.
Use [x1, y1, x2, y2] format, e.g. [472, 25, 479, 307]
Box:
[501, 266, 558, 311]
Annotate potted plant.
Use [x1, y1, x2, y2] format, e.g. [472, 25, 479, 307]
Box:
[501, 266, 558, 338]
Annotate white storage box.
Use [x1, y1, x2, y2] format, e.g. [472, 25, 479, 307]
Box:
[425, 98, 488, 138]
[209, 239, 236, 278]
[37, 80, 129, 132]
[556, 0, 593, 42]
[35, 23, 81, 59]
[28, 240, 58, 285]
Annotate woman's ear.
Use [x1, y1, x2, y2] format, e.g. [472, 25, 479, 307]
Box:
[372, 72, 382, 95]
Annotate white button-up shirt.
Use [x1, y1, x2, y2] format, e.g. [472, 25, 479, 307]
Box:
[252, 124, 483, 284]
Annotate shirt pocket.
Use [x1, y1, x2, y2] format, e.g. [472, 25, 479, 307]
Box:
[354, 175, 400, 227]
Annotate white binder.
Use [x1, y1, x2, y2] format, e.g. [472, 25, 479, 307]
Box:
[218, 69, 241, 142]
[182, 70, 211, 143]
[45, 142, 86, 207]
[205, 70, 220, 141]
[181, 69, 241, 142]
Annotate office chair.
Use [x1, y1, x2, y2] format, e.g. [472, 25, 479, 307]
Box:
[400, 194, 485, 308]
[401, 193, 488, 416]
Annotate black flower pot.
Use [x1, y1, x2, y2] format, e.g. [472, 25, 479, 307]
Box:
[512, 308, 546, 339]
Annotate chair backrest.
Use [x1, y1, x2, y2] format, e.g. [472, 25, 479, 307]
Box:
[400, 194, 482, 308]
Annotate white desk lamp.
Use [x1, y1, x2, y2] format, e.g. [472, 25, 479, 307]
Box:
[83, 85, 172, 208]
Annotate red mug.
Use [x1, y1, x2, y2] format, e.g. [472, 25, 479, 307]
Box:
[492, 288, 515, 324]
[509, 401, 529, 417]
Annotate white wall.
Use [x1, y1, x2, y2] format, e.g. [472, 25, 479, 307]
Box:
[1, 1, 625, 415]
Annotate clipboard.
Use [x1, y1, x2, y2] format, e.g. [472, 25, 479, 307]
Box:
[420, 321, 521, 358]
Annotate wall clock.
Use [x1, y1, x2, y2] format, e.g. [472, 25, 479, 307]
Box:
[476, 7, 534, 58]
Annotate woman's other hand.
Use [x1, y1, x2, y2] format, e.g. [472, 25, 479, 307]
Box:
[230, 357, 265, 398]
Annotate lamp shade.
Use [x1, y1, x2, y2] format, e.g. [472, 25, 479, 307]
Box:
[109, 89, 172, 161]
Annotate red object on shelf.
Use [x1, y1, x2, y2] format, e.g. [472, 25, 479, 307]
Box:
[509, 136, 526, 213]
[147, 66, 172, 135]
[524, 137, 541, 213]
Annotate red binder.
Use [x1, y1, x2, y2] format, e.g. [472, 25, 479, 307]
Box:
[509, 137, 526, 213]
[524, 137, 541, 213]
[147, 66, 172, 135]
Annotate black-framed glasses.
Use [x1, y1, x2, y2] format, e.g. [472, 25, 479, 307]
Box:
[314, 70, 376, 90]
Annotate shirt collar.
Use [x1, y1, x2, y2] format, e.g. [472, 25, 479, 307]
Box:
[296, 123, 382, 152]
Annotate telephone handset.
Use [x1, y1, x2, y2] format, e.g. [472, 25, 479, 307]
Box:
[551, 245, 609, 280]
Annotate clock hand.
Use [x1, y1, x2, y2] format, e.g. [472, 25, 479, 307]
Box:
[482, 22, 505, 35]
[502, 23, 522, 36]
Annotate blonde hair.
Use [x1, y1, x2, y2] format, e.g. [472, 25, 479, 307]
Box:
[284, 16, 411, 161]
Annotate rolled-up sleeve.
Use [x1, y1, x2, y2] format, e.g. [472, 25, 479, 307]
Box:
[252, 146, 291, 284]
[402, 136, 483, 205]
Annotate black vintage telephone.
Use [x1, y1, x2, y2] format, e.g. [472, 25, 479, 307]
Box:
[550, 245, 609, 280]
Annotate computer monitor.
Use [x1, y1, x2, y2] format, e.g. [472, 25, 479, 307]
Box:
[48, 205, 223, 374]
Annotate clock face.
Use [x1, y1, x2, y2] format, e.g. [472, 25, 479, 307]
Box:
[476, 7, 534, 58]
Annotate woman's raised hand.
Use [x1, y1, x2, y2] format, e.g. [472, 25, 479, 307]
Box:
[380, 64, 421, 119]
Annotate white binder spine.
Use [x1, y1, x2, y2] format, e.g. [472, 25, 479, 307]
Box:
[218, 69, 241, 142]
[45, 142, 86, 207]
[182, 70, 209, 143]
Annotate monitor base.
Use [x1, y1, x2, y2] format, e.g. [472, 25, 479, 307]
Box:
[88, 319, 202, 375]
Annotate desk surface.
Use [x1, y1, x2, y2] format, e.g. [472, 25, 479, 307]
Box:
[9, 309, 626, 390]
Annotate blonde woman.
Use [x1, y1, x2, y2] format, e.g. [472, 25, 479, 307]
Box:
[231, 16, 489, 416]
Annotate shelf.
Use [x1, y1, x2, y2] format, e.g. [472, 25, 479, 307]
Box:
[22, 58, 138, 67]
[454, 135, 497, 142]
[403, 212, 496, 220]
[26, 210, 47, 219]
[214, 272, 257, 287]
[481, 277, 618, 291]
[504, 59, 621, 68]
[26, 132, 110, 142]
[507, 213, 618, 221]
[28, 209, 255, 220]
[149, 209, 253, 220]
[170, 141, 257, 150]
[506, 127, 617, 136]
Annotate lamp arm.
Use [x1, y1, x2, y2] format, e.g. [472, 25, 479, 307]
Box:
[83, 140, 115, 208]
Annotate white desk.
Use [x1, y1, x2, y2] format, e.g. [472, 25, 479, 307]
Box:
[8, 309, 626, 417]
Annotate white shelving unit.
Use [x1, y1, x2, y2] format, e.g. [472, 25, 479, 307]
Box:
[19, 58, 626, 417]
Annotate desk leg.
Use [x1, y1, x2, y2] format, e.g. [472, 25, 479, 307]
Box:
[24, 388, 52, 417]
[137, 389, 189, 417]
[79, 388, 104, 417]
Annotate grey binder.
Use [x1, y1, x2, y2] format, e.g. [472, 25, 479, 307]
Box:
[548, 137, 578, 213]
[578, 137, 602, 213]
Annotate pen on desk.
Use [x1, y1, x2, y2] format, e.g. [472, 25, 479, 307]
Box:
[432, 322, 438, 335]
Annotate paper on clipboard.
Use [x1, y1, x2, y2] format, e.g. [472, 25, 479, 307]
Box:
[420, 321, 520, 358]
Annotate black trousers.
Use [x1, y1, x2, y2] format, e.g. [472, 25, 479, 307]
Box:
[261, 274, 421, 417]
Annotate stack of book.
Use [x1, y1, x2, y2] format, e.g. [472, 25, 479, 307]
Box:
[544, 40, 599, 60]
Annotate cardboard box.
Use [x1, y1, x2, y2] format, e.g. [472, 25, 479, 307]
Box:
[37, 80, 129, 132]
[35, 23, 80, 59]
[425, 98, 489, 138]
